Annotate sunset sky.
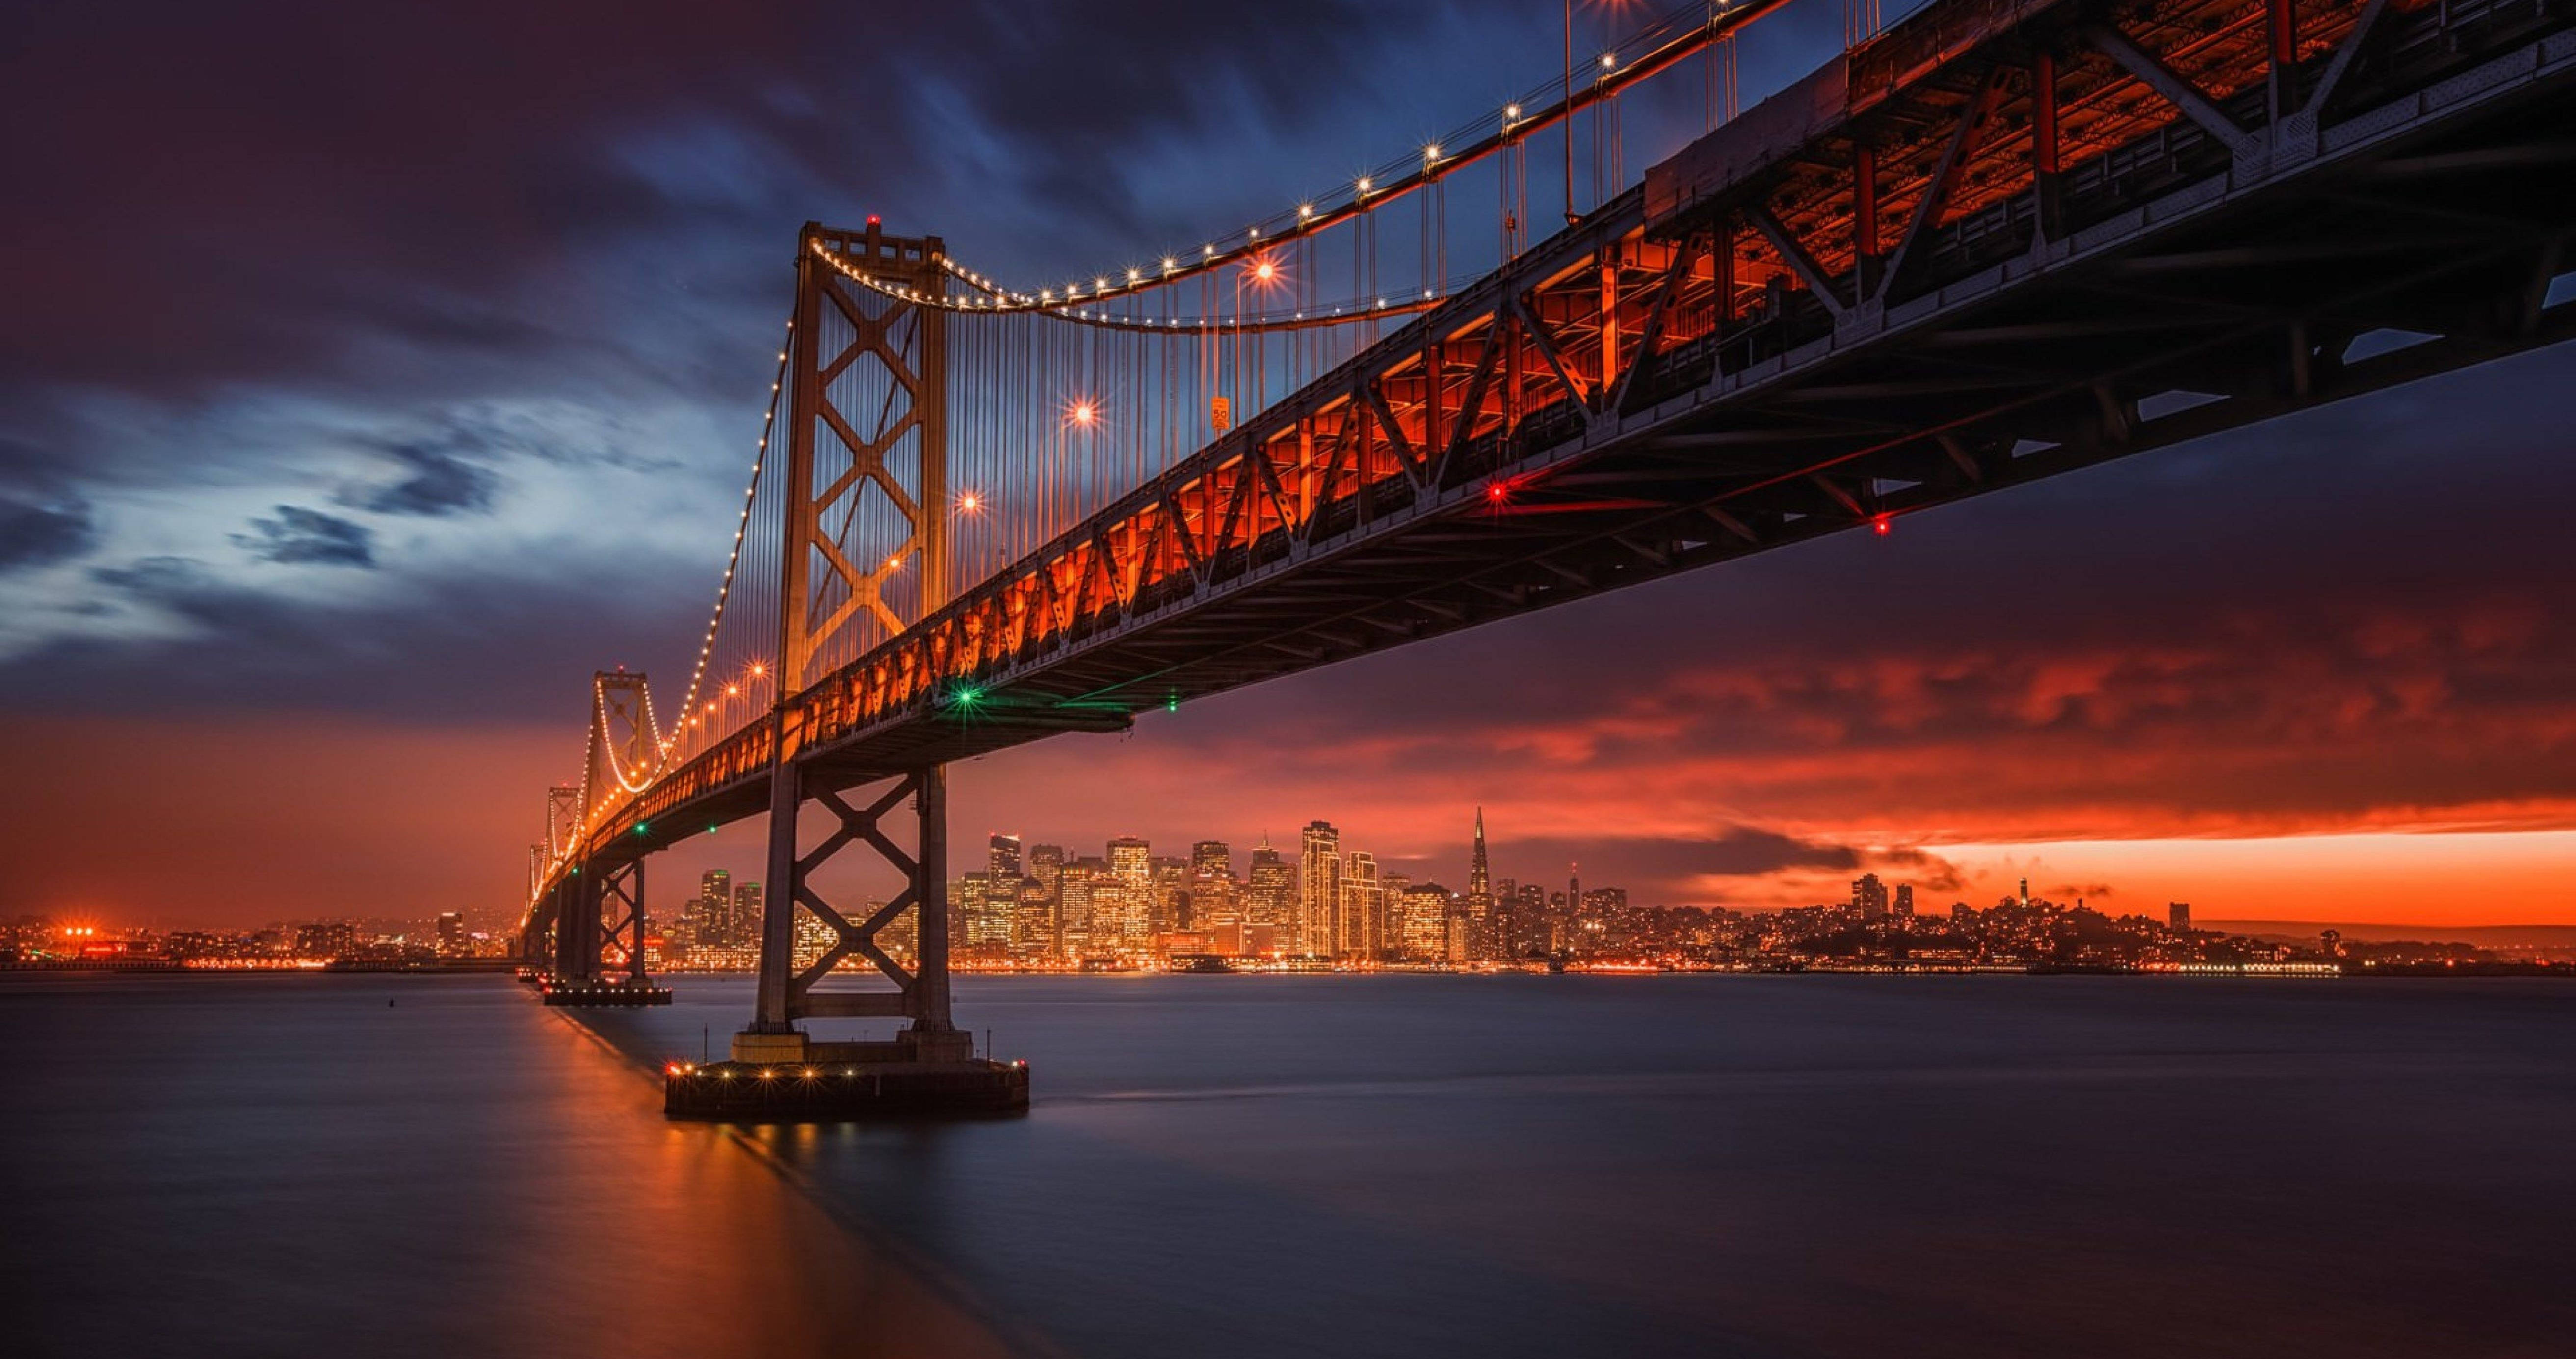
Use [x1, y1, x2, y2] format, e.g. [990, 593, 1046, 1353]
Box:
[4, 0, 2571, 932]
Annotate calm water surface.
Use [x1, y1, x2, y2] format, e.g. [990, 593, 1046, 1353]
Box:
[3, 972, 2571, 1358]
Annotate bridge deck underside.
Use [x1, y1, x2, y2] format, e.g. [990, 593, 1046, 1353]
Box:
[568, 0, 2576, 876]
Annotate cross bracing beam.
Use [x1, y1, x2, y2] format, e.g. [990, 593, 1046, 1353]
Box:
[545, 0, 2576, 896]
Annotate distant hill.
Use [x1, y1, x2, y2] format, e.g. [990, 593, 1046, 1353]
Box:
[2206, 920, 2576, 947]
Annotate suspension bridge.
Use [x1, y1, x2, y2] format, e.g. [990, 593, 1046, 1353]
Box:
[514, 0, 2576, 1117]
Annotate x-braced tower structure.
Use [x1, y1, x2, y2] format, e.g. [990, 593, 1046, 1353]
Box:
[523, 784, 580, 963]
[735, 220, 971, 1066]
[531, 675, 665, 1003]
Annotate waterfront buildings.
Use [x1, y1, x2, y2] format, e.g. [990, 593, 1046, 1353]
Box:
[9, 805, 2548, 976]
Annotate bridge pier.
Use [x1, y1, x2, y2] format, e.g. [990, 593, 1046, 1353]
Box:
[735, 760, 966, 1059]
[561, 868, 600, 983]
[675, 757, 1022, 1117]
[541, 859, 671, 1006]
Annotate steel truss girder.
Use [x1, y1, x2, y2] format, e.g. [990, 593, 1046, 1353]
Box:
[551, 0, 2576, 887]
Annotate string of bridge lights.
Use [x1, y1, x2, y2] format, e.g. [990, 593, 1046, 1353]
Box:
[807, 239, 1450, 334]
[541, 309, 796, 889]
[592, 676, 668, 797]
[809, 0, 1759, 333]
[659, 310, 795, 765]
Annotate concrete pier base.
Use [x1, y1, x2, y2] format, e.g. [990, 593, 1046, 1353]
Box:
[729, 1028, 814, 1065]
[666, 1055, 1028, 1120]
[675, 1028, 1026, 1119]
[539, 978, 673, 1006]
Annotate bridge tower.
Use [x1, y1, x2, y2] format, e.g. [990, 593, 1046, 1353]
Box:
[543, 673, 668, 1004]
[732, 220, 973, 1067]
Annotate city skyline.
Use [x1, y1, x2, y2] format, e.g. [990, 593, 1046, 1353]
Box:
[23, 786, 2576, 937]
[526, 809, 2574, 963]
[36, 799, 2553, 976]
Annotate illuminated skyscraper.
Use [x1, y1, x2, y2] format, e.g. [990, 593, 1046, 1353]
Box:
[1057, 858, 1103, 957]
[1396, 882, 1454, 961]
[1029, 843, 1065, 907]
[1465, 808, 1495, 957]
[1339, 850, 1380, 959]
[1108, 836, 1151, 886]
[732, 882, 762, 949]
[792, 910, 835, 971]
[1186, 841, 1237, 931]
[1893, 884, 1915, 919]
[1517, 882, 1554, 951]
[1014, 878, 1056, 959]
[699, 868, 734, 944]
[1246, 842, 1294, 938]
[2169, 901, 2192, 931]
[955, 874, 1013, 950]
[1853, 873, 1889, 919]
[1095, 837, 1152, 948]
[989, 833, 1023, 880]
[1299, 821, 1341, 957]
[1151, 857, 1189, 936]
[1468, 808, 1492, 899]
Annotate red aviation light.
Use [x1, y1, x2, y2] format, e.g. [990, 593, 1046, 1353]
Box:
[1873, 514, 1892, 536]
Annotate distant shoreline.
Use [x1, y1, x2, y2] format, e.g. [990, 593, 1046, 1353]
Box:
[7, 962, 2570, 979]
[2205, 921, 2576, 946]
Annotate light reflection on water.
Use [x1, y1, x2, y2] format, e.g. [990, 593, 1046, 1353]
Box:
[0, 972, 1009, 1359]
[7, 971, 2576, 1357]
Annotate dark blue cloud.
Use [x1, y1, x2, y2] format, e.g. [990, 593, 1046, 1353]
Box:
[29, 559, 706, 721]
[0, 496, 92, 571]
[352, 442, 498, 517]
[233, 506, 376, 568]
[90, 555, 217, 600]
